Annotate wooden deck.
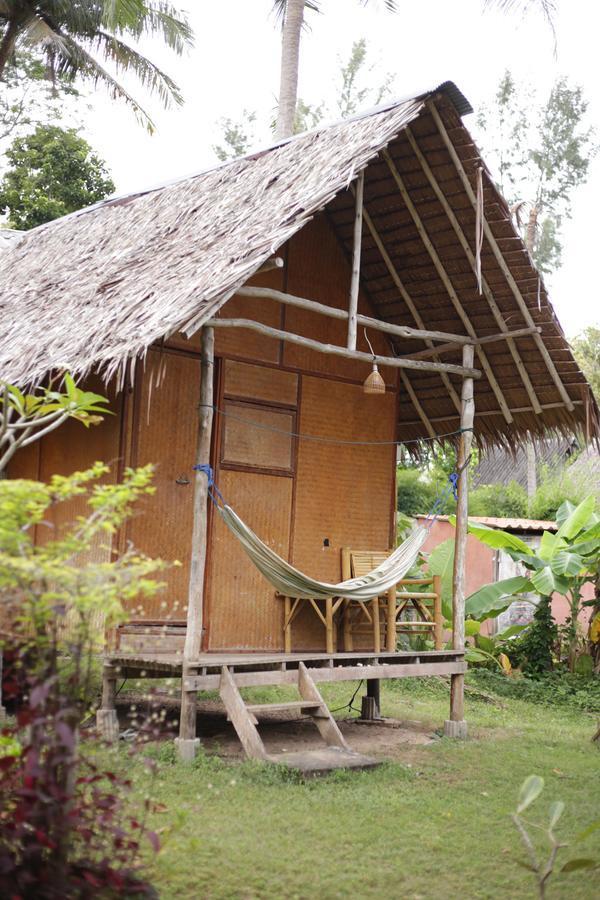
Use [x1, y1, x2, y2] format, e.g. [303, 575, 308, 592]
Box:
[105, 649, 466, 691]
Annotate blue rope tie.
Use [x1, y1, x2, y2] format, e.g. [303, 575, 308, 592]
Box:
[192, 463, 225, 506]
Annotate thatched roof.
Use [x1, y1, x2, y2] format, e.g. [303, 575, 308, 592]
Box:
[0, 81, 597, 448]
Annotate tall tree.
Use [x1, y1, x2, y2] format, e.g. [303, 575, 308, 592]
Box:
[0, 124, 115, 228]
[571, 326, 600, 402]
[0, 1, 193, 132]
[476, 72, 595, 275]
[272, 0, 397, 140]
[214, 38, 393, 162]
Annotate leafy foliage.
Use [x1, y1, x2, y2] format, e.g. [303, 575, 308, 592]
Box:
[0, 375, 111, 473]
[468, 668, 600, 712]
[0, 50, 80, 156]
[0, 124, 115, 229]
[0, 1, 194, 132]
[0, 464, 168, 896]
[469, 480, 528, 518]
[465, 497, 600, 674]
[511, 774, 599, 898]
[475, 71, 596, 273]
[571, 325, 600, 401]
[212, 38, 395, 161]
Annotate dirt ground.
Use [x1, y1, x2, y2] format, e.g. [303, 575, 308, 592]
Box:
[112, 692, 437, 763]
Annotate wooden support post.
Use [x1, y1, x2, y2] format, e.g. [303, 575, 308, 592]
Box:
[386, 586, 397, 653]
[96, 664, 119, 742]
[284, 596, 292, 653]
[325, 597, 334, 655]
[347, 171, 364, 351]
[362, 679, 382, 720]
[444, 344, 474, 740]
[177, 326, 214, 762]
[433, 575, 443, 651]
[372, 596, 380, 654]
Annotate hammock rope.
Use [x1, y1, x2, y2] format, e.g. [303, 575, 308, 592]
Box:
[192, 458, 468, 602]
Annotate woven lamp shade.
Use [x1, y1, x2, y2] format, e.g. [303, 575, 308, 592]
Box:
[363, 364, 386, 395]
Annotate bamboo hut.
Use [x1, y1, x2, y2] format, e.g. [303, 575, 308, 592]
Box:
[1, 82, 598, 766]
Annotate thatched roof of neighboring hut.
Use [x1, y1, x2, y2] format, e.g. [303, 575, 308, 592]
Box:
[0, 81, 598, 448]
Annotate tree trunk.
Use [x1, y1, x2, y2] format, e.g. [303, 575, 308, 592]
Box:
[0, 18, 23, 78]
[275, 0, 305, 140]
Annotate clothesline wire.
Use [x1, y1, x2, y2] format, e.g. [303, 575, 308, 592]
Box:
[200, 404, 472, 448]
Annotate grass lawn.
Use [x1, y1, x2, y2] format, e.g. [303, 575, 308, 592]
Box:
[107, 678, 599, 900]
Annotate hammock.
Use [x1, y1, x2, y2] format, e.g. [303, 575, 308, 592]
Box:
[216, 502, 428, 601]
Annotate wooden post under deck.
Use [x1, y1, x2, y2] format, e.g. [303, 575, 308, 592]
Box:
[176, 326, 215, 761]
[444, 344, 474, 739]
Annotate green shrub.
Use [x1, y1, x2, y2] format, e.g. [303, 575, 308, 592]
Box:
[468, 669, 600, 713]
[470, 481, 528, 517]
[528, 470, 587, 521]
[396, 468, 453, 516]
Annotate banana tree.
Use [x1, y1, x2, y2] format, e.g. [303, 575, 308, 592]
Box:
[462, 496, 600, 671]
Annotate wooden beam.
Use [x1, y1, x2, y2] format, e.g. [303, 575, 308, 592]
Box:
[237, 286, 474, 346]
[400, 399, 585, 428]
[427, 100, 575, 412]
[405, 125, 544, 416]
[382, 148, 514, 426]
[183, 660, 467, 691]
[347, 171, 364, 350]
[178, 325, 214, 760]
[257, 256, 284, 274]
[354, 191, 463, 414]
[446, 343, 474, 740]
[208, 318, 482, 378]
[404, 326, 542, 361]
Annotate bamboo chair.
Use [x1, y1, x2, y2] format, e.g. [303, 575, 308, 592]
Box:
[340, 549, 443, 652]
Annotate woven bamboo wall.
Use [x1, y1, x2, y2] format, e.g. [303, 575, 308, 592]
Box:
[125, 349, 200, 620]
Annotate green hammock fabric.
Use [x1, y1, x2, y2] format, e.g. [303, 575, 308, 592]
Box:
[216, 503, 428, 601]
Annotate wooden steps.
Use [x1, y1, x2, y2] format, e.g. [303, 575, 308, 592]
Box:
[268, 747, 379, 775]
[219, 661, 378, 772]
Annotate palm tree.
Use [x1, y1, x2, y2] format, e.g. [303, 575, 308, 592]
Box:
[0, 1, 193, 132]
[273, 0, 397, 140]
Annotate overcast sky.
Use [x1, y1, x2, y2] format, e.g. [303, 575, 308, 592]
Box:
[83, 0, 598, 338]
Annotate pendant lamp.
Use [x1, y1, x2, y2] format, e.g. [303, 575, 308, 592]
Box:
[362, 328, 386, 395]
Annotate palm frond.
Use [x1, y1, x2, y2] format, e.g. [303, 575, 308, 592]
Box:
[102, 1, 193, 53]
[484, 0, 556, 28]
[20, 14, 156, 132]
[93, 29, 183, 107]
[271, 1, 322, 28]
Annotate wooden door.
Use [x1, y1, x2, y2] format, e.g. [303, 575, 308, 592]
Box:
[205, 360, 297, 650]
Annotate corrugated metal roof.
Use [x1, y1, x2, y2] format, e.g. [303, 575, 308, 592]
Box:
[417, 514, 557, 532]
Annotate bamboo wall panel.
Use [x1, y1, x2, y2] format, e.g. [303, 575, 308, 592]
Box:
[35, 377, 123, 566]
[126, 349, 201, 620]
[206, 469, 293, 651]
[223, 359, 298, 407]
[221, 401, 294, 472]
[290, 375, 396, 650]
[283, 215, 395, 383]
